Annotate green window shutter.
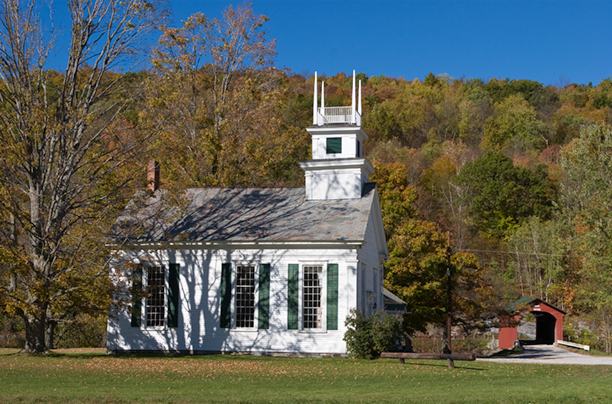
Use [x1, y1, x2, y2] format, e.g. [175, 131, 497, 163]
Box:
[168, 263, 180, 328]
[287, 264, 299, 330]
[220, 263, 232, 329]
[327, 264, 338, 330]
[131, 265, 142, 327]
[326, 137, 342, 154]
[258, 263, 271, 329]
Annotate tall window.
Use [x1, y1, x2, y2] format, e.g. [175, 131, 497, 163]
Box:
[131, 263, 180, 329]
[146, 266, 165, 327]
[220, 263, 270, 330]
[303, 266, 323, 329]
[236, 265, 256, 328]
[287, 263, 338, 331]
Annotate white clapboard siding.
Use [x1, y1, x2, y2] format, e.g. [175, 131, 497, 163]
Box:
[108, 247, 373, 355]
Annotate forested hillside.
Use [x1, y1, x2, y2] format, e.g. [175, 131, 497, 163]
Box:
[273, 70, 612, 352]
[1, 1, 611, 353]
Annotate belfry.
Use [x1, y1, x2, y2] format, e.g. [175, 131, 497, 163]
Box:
[300, 71, 374, 200]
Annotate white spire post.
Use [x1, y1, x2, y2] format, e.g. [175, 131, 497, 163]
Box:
[358, 80, 362, 115]
[321, 81, 325, 121]
[313, 72, 318, 125]
[351, 70, 356, 124]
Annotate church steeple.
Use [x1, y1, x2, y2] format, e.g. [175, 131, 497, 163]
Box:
[313, 70, 362, 127]
[300, 70, 373, 201]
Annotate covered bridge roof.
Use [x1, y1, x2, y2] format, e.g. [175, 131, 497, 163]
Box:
[508, 297, 566, 315]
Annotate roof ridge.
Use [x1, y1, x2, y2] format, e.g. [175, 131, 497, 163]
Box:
[187, 185, 303, 190]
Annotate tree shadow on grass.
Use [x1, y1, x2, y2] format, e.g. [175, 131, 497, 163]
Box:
[0, 348, 22, 356]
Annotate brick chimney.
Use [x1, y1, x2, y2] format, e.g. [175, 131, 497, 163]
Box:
[147, 160, 160, 191]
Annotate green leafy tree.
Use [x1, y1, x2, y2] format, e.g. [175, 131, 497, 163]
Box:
[483, 78, 546, 105]
[458, 86, 494, 146]
[454, 151, 557, 239]
[561, 123, 612, 352]
[552, 103, 591, 144]
[482, 94, 549, 152]
[430, 83, 462, 144]
[506, 217, 567, 306]
[366, 102, 404, 142]
[343, 309, 402, 359]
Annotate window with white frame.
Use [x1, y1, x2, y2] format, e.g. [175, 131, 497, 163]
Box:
[131, 263, 180, 329]
[235, 265, 256, 328]
[145, 266, 165, 327]
[287, 263, 338, 332]
[220, 263, 270, 330]
[303, 265, 323, 329]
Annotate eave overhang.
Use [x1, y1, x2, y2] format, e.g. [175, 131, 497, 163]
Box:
[299, 158, 374, 175]
[111, 239, 365, 251]
[306, 125, 369, 141]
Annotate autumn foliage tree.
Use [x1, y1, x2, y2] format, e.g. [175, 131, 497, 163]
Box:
[148, 4, 308, 188]
[372, 162, 490, 333]
[370, 162, 416, 239]
[0, 0, 164, 352]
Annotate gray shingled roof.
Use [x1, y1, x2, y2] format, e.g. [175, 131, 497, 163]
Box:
[114, 184, 377, 243]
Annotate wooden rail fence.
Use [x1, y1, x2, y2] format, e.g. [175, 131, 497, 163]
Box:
[380, 352, 477, 365]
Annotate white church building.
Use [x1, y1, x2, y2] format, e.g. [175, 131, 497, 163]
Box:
[107, 72, 389, 355]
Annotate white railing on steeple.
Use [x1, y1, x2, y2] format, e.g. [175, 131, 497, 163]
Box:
[316, 106, 362, 125]
[313, 69, 362, 126]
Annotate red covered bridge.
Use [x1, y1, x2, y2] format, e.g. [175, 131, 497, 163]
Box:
[499, 298, 566, 350]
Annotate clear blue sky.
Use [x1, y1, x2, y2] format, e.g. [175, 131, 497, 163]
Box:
[167, 0, 612, 86]
[44, 1, 612, 86]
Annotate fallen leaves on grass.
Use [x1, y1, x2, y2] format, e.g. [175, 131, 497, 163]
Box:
[4, 355, 305, 381]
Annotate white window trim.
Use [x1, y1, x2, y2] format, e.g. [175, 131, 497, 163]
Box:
[298, 262, 328, 333]
[141, 263, 168, 331]
[230, 262, 260, 332]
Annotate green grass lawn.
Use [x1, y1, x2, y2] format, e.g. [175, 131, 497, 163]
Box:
[1, 348, 611, 403]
